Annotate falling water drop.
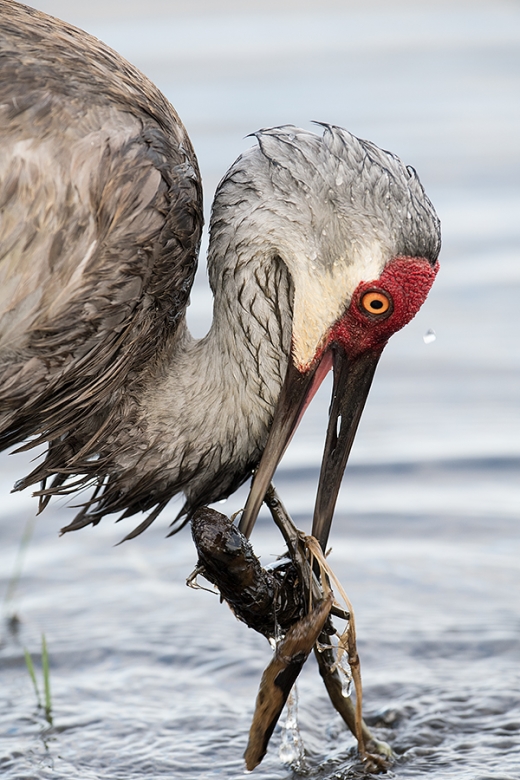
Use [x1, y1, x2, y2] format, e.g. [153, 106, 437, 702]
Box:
[340, 669, 352, 698]
[279, 685, 305, 770]
[337, 653, 353, 698]
[279, 741, 296, 764]
[423, 328, 436, 344]
[269, 624, 284, 651]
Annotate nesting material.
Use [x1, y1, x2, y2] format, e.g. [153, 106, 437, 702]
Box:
[244, 591, 334, 770]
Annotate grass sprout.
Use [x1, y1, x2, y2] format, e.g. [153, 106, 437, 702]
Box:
[23, 647, 41, 708]
[24, 634, 53, 725]
[41, 634, 52, 723]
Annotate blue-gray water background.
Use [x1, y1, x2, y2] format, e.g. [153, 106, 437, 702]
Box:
[1, 1, 519, 777]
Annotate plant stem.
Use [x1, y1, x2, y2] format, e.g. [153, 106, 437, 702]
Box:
[41, 633, 53, 725]
[23, 647, 42, 709]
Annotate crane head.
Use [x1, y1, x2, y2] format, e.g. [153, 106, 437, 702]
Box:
[236, 125, 441, 548]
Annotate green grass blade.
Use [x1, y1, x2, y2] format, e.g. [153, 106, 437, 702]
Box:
[41, 633, 53, 725]
[23, 647, 42, 709]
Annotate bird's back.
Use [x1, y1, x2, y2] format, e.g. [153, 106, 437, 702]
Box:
[0, 1, 203, 499]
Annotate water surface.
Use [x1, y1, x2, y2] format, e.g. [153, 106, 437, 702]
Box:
[1, 1, 519, 777]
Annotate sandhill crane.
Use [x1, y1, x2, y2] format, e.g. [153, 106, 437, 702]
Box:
[0, 0, 440, 558]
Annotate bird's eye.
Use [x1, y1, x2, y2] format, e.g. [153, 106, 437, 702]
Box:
[360, 291, 391, 316]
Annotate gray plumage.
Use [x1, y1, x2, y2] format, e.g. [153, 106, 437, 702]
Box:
[0, 0, 440, 539]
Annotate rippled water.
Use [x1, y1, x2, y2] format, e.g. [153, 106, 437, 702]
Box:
[1, 1, 520, 778]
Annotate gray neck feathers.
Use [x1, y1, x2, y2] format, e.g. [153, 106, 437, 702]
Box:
[139, 165, 295, 508]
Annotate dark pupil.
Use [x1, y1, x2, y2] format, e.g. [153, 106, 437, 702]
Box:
[370, 299, 384, 310]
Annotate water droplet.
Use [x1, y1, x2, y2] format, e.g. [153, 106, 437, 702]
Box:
[341, 673, 352, 698]
[337, 654, 353, 698]
[423, 328, 436, 344]
[335, 176, 344, 186]
[279, 741, 296, 764]
[269, 629, 283, 650]
[285, 712, 297, 730]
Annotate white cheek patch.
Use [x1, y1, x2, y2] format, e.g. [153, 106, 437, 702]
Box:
[291, 243, 386, 369]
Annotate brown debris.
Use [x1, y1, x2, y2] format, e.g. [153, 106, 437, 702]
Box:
[190, 495, 392, 772]
[191, 506, 306, 638]
[244, 592, 333, 771]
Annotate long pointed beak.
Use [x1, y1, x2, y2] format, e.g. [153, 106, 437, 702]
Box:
[311, 347, 382, 550]
[238, 353, 333, 539]
[238, 345, 381, 542]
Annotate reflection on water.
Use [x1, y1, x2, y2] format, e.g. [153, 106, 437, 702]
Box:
[1, 1, 520, 778]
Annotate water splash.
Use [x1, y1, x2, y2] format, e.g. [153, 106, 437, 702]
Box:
[279, 685, 305, 770]
[423, 328, 436, 344]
